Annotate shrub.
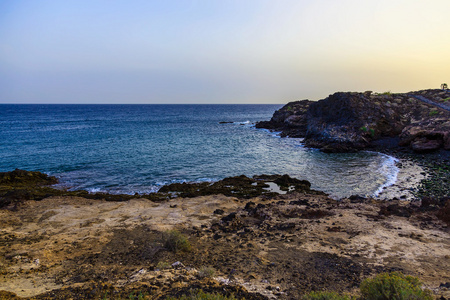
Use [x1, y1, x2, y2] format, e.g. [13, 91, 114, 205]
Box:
[162, 230, 191, 252]
[156, 261, 171, 270]
[128, 291, 146, 300]
[167, 289, 237, 300]
[360, 272, 433, 300]
[197, 266, 216, 278]
[429, 110, 439, 116]
[302, 291, 350, 300]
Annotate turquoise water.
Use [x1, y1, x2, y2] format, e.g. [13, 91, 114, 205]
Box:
[0, 104, 397, 198]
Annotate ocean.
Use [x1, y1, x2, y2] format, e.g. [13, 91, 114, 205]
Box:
[0, 104, 398, 199]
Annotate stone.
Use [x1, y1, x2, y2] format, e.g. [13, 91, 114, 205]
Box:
[411, 138, 443, 152]
[171, 261, 185, 269]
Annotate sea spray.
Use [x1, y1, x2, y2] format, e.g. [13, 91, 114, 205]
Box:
[373, 154, 399, 197]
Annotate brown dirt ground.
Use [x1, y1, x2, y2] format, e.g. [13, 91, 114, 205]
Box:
[0, 192, 449, 299]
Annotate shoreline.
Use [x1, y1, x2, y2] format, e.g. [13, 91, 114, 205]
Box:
[0, 175, 449, 299]
[44, 148, 424, 202]
[1, 88, 449, 298]
[375, 158, 426, 201]
[1, 151, 449, 299]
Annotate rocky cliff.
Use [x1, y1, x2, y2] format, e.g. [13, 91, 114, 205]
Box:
[256, 89, 450, 153]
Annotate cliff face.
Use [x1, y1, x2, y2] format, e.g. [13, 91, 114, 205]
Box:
[256, 89, 450, 153]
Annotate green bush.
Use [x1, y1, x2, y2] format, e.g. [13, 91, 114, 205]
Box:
[197, 266, 216, 278]
[429, 110, 439, 116]
[162, 230, 191, 252]
[302, 291, 350, 300]
[128, 291, 146, 300]
[360, 272, 433, 300]
[156, 261, 171, 270]
[166, 289, 237, 300]
[360, 127, 375, 137]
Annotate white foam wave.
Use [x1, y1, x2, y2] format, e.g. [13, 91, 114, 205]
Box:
[257, 128, 282, 138]
[233, 120, 251, 125]
[373, 154, 399, 197]
[86, 187, 102, 193]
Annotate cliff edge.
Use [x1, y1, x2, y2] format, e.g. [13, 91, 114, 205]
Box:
[256, 89, 450, 153]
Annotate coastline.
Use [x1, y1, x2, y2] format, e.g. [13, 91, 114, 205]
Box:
[0, 166, 449, 299]
[375, 158, 426, 201]
[1, 88, 450, 299]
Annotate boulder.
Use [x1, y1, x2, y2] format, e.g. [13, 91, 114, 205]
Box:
[411, 138, 443, 153]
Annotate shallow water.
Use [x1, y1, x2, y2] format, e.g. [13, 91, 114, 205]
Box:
[0, 104, 398, 198]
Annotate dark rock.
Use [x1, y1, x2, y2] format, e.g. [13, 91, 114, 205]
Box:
[411, 137, 444, 153]
[221, 213, 237, 222]
[437, 199, 450, 225]
[348, 195, 366, 203]
[258, 89, 450, 153]
[0, 169, 58, 186]
[255, 100, 314, 136]
[379, 204, 412, 218]
[421, 196, 438, 208]
[289, 199, 309, 206]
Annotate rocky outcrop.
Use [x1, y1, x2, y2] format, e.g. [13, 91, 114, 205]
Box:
[399, 119, 450, 152]
[257, 89, 450, 153]
[0, 169, 320, 209]
[255, 100, 313, 137]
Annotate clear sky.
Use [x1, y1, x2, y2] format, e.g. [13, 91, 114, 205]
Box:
[1, 0, 449, 104]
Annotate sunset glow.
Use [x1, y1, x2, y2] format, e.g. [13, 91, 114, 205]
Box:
[1, 0, 449, 103]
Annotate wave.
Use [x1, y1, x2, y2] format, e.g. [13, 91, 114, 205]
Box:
[256, 128, 282, 138]
[373, 154, 399, 197]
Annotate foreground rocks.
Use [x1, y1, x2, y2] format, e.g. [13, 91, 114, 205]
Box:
[256, 89, 450, 153]
[0, 172, 449, 299]
[0, 170, 318, 210]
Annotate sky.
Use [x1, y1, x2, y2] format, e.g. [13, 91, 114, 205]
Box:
[1, 0, 449, 104]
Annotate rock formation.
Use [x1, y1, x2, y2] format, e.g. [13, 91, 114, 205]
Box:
[257, 89, 450, 153]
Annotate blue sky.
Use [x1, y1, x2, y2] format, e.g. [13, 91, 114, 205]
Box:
[1, 0, 449, 103]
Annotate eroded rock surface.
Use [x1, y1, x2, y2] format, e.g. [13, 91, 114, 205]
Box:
[257, 89, 450, 153]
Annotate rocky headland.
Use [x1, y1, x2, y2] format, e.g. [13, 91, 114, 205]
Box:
[256, 89, 450, 153]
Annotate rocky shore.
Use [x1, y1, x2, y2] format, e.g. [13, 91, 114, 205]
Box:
[0, 170, 449, 299]
[1, 89, 449, 299]
[256, 88, 450, 205]
[256, 89, 450, 153]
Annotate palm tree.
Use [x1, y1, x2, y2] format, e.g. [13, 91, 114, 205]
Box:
[441, 83, 448, 90]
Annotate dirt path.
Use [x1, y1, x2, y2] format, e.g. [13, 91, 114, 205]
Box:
[409, 94, 450, 112]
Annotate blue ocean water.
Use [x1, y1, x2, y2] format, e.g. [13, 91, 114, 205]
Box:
[0, 104, 398, 199]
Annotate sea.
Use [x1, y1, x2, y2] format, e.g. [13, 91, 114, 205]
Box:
[0, 104, 399, 199]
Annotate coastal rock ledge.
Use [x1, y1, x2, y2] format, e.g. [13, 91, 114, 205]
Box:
[256, 89, 450, 153]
